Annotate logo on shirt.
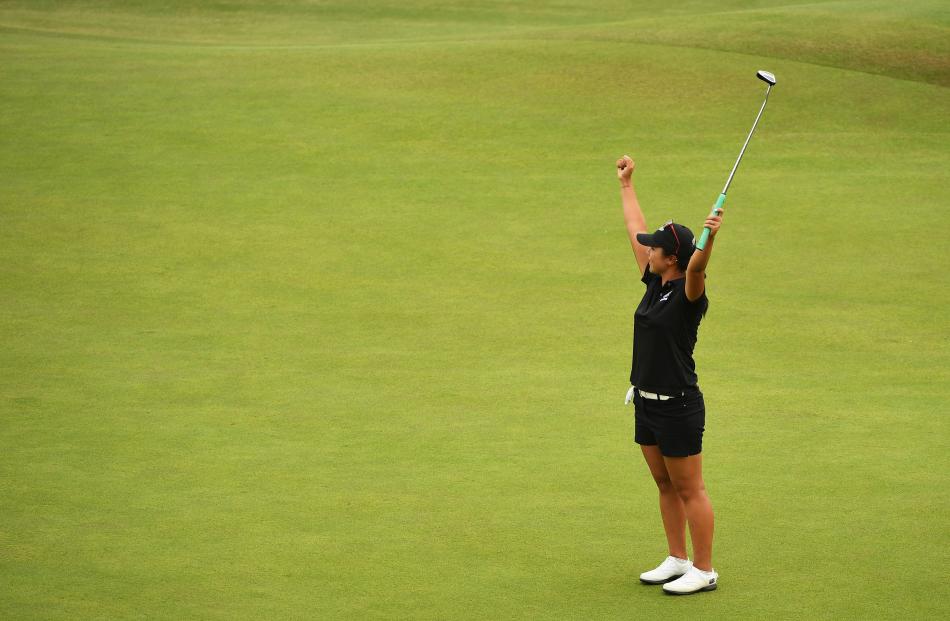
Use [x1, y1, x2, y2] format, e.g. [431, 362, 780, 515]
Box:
[659, 291, 673, 302]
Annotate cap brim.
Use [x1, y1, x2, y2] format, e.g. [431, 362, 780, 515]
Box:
[636, 232, 661, 247]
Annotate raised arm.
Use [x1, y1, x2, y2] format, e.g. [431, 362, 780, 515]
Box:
[617, 155, 650, 276]
[685, 206, 724, 301]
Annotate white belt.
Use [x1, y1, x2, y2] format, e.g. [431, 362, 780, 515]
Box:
[638, 389, 678, 401]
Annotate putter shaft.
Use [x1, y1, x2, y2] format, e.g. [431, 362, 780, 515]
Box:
[722, 85, 772, 195]
[696, 73, 775, 251]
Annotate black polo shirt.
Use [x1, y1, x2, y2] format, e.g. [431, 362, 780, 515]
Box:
[630, 267, 708, 394]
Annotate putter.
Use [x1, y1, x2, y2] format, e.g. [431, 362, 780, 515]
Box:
[696, 70, 776, 250]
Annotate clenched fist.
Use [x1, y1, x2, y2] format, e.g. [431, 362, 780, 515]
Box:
[617, 154, 635, 186]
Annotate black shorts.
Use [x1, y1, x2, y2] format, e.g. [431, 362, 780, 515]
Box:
[633, 387, 705, 457]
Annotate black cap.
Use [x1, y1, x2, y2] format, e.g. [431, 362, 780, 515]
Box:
[636, 221, 696, 267]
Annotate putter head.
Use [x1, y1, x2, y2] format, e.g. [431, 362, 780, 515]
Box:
[757, 70, 776, 86]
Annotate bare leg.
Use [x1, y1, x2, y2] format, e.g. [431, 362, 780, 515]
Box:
[640, 445, 688, 559]
[664, 453, 714, 571]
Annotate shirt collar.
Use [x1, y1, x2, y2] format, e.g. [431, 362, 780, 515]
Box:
[661, 275, 685, 289]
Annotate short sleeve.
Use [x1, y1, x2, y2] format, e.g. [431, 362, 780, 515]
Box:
[685, 287, 709, 317]
[641, 266, 658, 286]
[685, 273, 708, 305]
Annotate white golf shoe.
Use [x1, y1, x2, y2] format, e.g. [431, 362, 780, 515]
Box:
[662, 566, 718, 595]
[639, 556, 692, 584]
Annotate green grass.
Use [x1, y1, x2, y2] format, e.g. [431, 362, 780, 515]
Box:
[1, 1, 948, 619]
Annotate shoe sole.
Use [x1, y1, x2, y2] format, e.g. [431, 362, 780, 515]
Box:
[663, 583, 717, 595]
[639, 574, 686, 585]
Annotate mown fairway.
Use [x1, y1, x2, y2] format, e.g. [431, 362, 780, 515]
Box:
[2, 1, 948, 619]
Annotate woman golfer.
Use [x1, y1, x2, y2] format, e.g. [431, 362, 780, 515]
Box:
[616, 154, 722, 595]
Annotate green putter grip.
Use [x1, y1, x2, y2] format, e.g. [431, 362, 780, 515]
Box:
[696, 193, 726, 250]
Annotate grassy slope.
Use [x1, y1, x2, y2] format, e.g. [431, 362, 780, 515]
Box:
[1, 1, 948, 619]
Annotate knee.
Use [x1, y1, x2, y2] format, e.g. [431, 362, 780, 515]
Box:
[653, 475, 675, 494]
[673, 482, 706, 503]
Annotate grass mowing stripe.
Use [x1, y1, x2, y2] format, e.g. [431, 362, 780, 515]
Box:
[2, 1, 948, 618]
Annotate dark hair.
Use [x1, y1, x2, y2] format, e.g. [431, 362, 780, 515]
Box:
[676, 254, 694, 272]
[660, 248, 708, 317]
[657, 246, 690, 271]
